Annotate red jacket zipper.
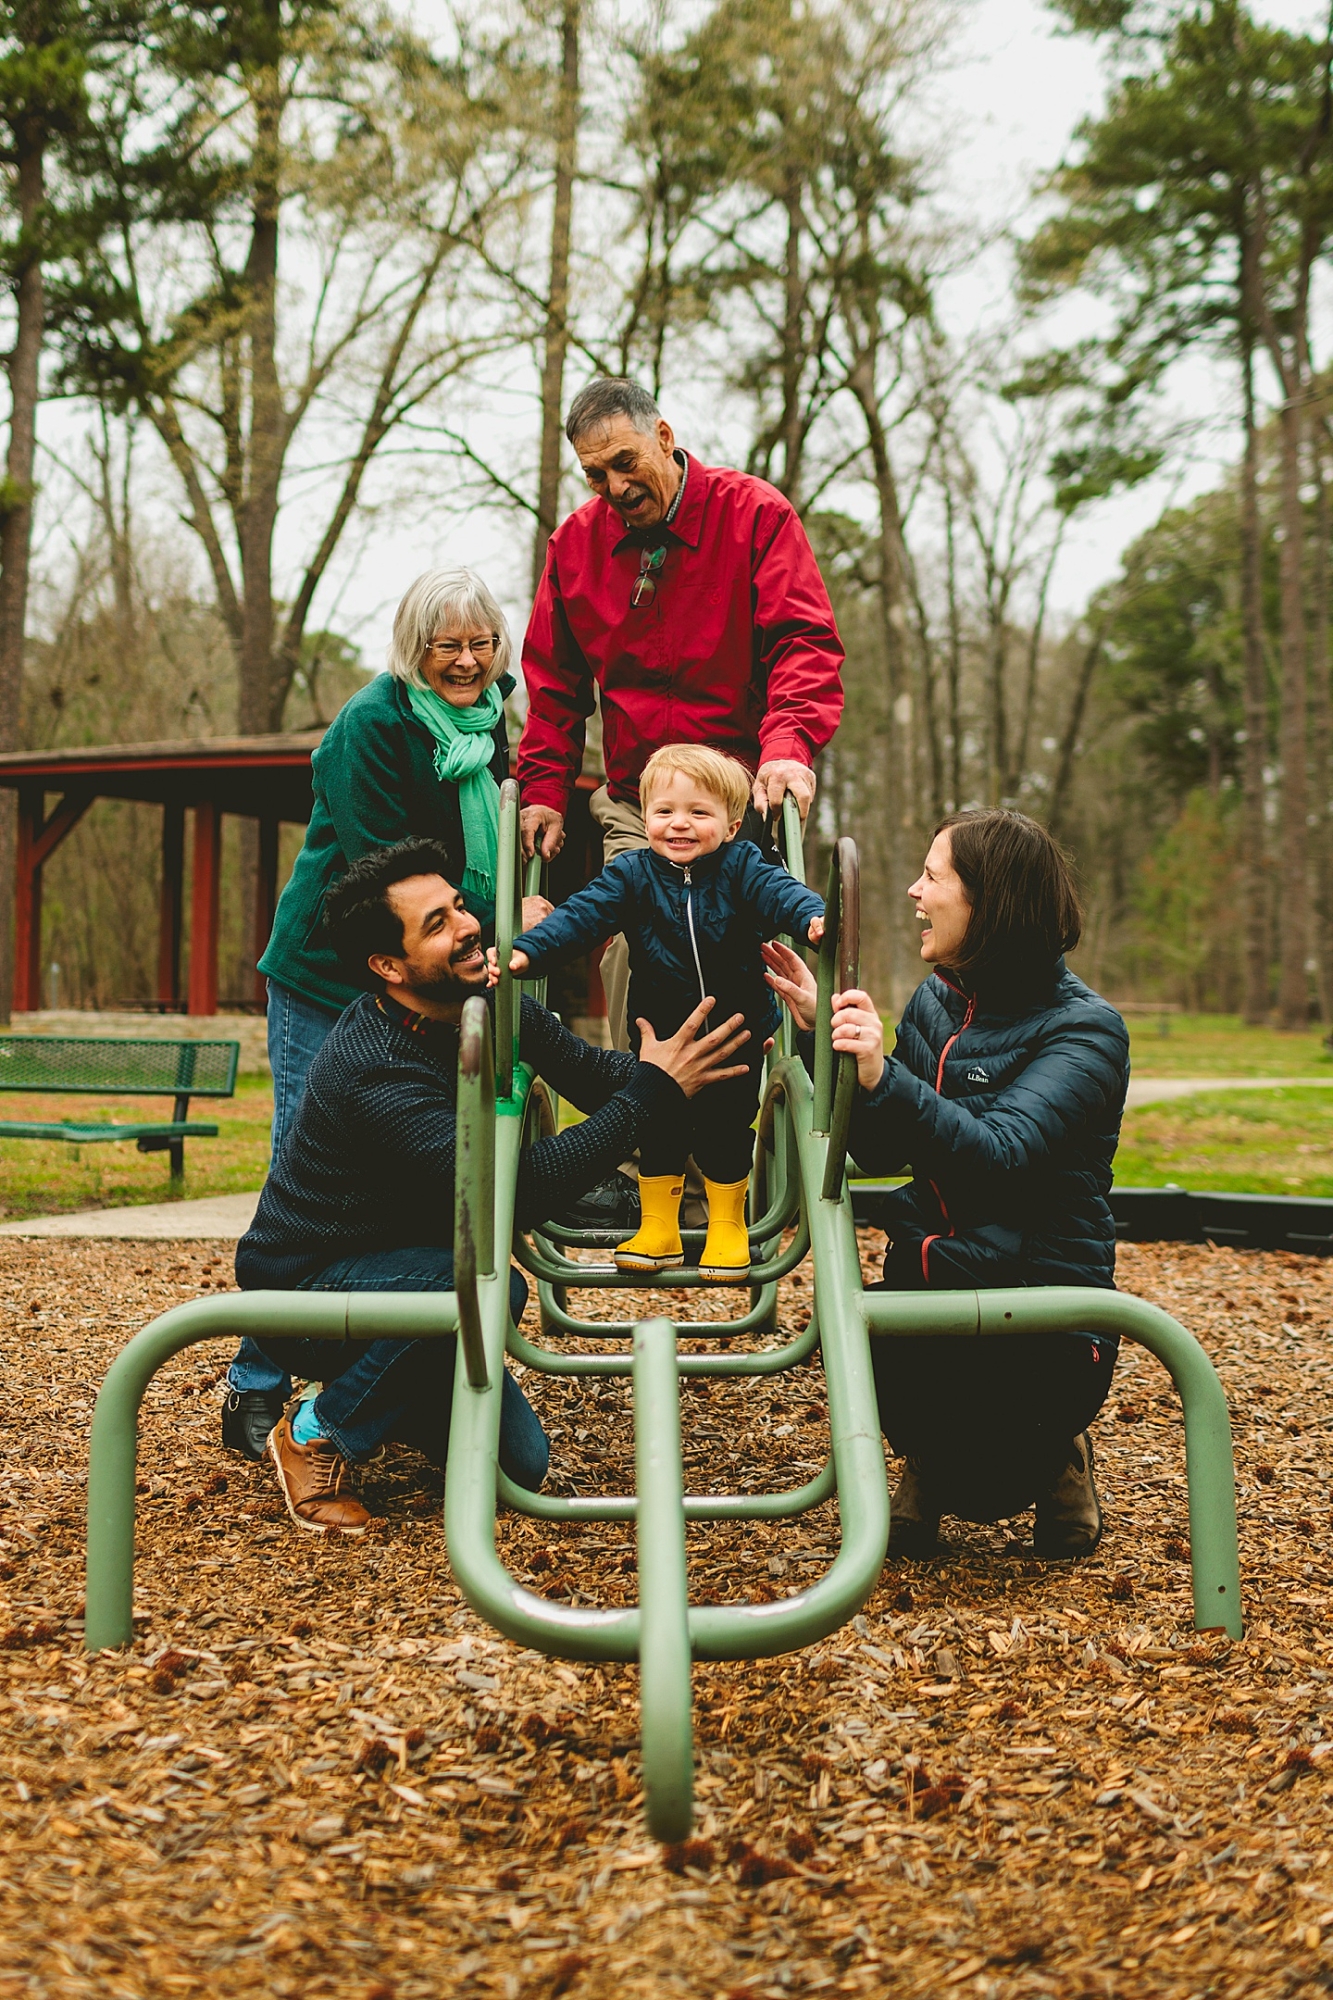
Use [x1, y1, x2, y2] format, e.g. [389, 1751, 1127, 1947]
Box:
[920, 986, 976, 1281]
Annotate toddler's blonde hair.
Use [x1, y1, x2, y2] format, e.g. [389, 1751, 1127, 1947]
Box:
[639, 743, 751, 824]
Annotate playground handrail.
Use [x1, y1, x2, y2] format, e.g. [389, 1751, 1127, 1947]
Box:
[454, 995, 495, 1390]
[812, 835, 860, 1200]
[494, 778, 524, 1096]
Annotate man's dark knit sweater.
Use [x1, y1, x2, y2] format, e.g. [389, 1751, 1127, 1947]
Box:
[235, 990, 684, 1289]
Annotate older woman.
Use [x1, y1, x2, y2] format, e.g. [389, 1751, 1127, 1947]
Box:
[223, 567, 550, 1459]
[764, 809, 1129, 1561]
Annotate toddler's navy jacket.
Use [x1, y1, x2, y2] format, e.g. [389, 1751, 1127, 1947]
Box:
[846, 960, 1129, 1290]
[514, 839, 825, 1039]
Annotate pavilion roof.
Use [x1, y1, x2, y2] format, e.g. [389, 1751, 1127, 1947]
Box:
[0, 732, 325, 820]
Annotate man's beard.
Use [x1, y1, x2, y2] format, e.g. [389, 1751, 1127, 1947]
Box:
[403, 946, 485, 997]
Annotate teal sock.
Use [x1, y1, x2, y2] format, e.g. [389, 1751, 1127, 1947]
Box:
[291, 1396, 325, 1446]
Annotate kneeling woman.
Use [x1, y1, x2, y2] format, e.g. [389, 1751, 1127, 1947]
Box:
[765, 809, 1129, 1558]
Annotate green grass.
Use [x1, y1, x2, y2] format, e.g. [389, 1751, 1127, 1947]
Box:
[0, 1074, 273, 1221]
[4, 1014, 1332, 1221]
[1114, 1086, 1333, 1197]
[1124, 1011, 1333, 1078]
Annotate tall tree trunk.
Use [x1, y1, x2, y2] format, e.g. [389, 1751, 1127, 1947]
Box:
[778, 172, 803, 503]
[237, 37, 283, 1007]
[984, 593, 1009, 807]
[1008, 526, 1063, 801]
[850, 360, 914, 1008]
[1275, 389, 1310, 1030]
[1048, 612, 1111, 839]
[943, 472, 962, 809]
[1309, 413, 1333, 1020]
[531, 0, 580, 596]
[0, 119, 46, 1023]
[239, 46, 283, 736]
[1239, 321, 1271, 1024]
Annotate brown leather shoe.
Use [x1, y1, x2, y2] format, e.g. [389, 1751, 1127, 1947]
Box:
[267, 1416, 370, 1536]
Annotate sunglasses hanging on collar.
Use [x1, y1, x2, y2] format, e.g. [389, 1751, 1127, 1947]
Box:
[631, 543, 667, 608]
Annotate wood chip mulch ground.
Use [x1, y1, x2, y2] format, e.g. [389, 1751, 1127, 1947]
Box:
[0, 1233, 1330, 1998]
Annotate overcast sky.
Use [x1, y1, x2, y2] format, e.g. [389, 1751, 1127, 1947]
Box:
[33, 0, 1330, 669]
[930, 0, 1327, 620]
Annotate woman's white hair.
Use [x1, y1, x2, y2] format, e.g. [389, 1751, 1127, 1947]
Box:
[386, 567, 512, 692]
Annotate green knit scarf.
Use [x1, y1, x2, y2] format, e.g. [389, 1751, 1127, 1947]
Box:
[405, 678, 503, 906]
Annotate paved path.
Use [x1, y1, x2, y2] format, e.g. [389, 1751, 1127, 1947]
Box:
[0, 1190, 260, 1239]
[1125, 1075, 1333, 1108]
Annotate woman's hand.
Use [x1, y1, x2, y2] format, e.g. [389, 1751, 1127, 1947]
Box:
[762, 939, 817, 1031]
[521, 894, 553, 930]
[807, 915, 824, 944]
[832, 989, 886, 1090]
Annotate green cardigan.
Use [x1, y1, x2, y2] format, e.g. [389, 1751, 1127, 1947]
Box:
[259, 671, 512, 1013]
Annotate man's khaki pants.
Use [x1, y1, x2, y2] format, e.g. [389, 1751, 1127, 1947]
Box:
[588, 785, 649, 1051]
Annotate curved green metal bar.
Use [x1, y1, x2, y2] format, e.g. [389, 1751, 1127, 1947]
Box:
[810, 836, 859, 1198]
[444, 1055, 891, 1666]
[531, 1277, 782, 1344]
[507, 1304, 822, 1377]
[494, 778, 524, 1098]
[454, 997, 495, 1390]
[633, 1317, 694, 1841]
[496, 1457, 836, 1523]
[862, 1286, 1243, 1638]
[521, 852, 549, 1009]
[820, 839, 860, 1202]
[513, 1210, 810, 1289]
[771, 795, 807, 1063]
[84, 1291, 460, 1652]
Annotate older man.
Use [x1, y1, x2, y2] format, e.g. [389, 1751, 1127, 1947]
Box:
[517, 375, 844, 1047]
[235, 837, 748, 1535]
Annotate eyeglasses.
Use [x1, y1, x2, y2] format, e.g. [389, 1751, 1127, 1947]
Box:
[425, 635, 497, 662]
[631, 545, 666, 608]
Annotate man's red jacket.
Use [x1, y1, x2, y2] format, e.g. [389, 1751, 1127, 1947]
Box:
[517, 454, 844, 813]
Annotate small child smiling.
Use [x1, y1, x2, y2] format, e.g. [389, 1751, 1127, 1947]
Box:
[492, 745, 824, 1280]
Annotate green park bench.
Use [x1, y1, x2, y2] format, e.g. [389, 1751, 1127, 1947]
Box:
[81, 792, 1242, 1843]
[0, 1035, 240, 1183]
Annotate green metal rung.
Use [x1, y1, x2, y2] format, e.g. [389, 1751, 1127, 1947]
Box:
[634, 1316, 694, 1841]
[863, 1287, 1244, 1638]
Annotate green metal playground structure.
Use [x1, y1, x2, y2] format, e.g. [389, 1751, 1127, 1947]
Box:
[83, 784, 1244, 1843]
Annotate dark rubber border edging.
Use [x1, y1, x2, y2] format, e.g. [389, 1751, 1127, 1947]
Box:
[849, 1184, 1333, 1258]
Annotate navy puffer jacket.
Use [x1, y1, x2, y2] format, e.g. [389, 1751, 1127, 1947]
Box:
[849, 960, 1129, 1290]
[515, 840, 824, 1040]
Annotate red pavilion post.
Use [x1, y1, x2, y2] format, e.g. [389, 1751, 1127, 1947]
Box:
[187, 801, 222, 1016]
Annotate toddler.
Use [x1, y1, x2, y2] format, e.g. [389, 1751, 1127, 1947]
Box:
[495, 745, 824, 1280]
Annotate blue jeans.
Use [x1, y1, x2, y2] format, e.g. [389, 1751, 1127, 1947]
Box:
[252, 1246, 548, 1490]
[228, 981, 340, 1399]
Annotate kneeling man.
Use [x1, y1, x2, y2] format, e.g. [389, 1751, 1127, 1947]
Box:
[235, 837, 748, 1536]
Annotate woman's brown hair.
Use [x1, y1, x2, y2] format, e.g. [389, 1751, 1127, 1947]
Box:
[934, 809, 1081, 983]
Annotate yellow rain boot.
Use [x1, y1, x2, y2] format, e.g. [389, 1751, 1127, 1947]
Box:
[615, 1174, 685, 1272]
[699, 1177, 751, 1282]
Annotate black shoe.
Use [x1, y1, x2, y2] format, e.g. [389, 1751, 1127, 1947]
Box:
[1033, 1432, 1103, 1558]
[888, 1458, 942, 1558]
[551, 1173, 641, 1238]
[222, 1388, 286, 1461]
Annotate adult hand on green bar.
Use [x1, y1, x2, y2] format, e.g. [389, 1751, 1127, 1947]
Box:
[637, 1000, 750, 1096]
[831, 988, 884, 1090]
